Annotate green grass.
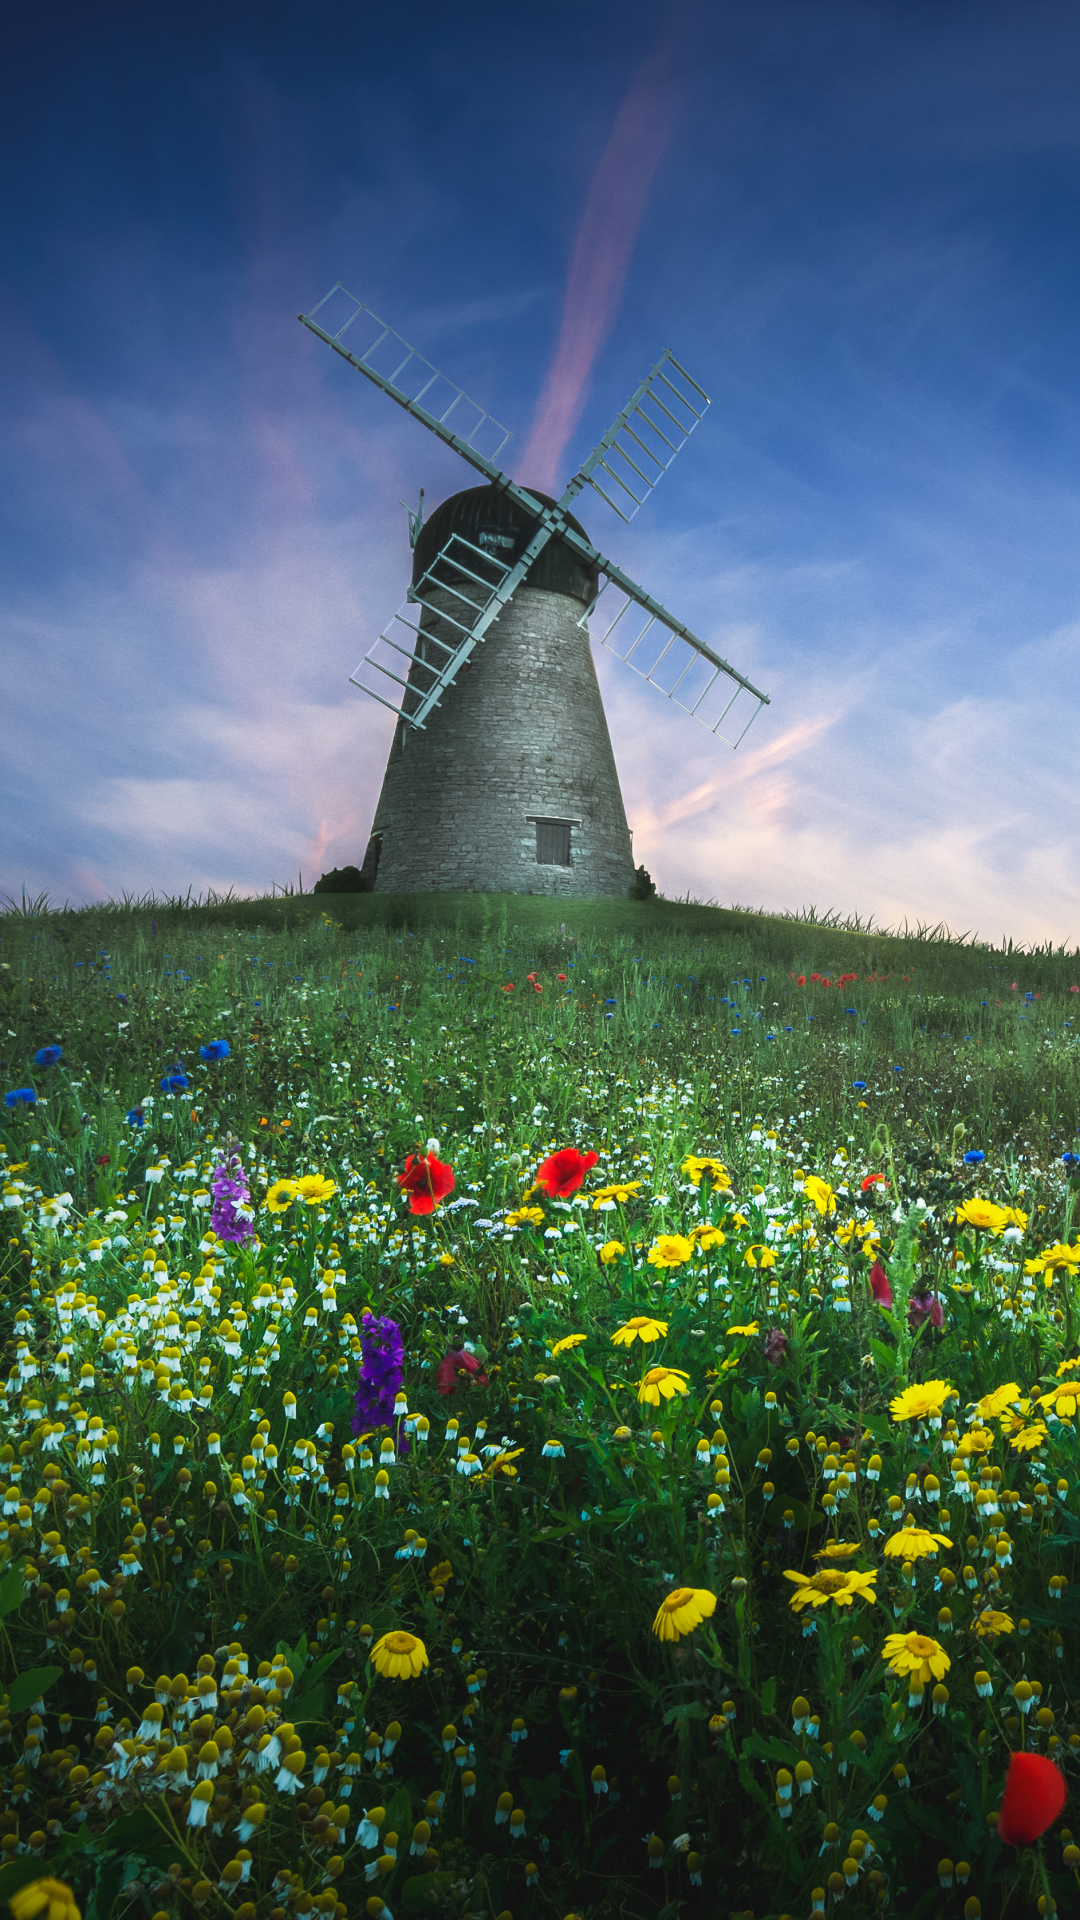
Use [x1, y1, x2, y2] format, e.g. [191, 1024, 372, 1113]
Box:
[1, 889, 1080, 1920]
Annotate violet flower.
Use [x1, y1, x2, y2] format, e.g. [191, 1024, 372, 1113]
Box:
[210, 1150, 255, 1245]
[352, 1312, 408, 1450]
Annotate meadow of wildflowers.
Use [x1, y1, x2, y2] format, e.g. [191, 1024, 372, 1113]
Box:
[0, 894, 1079, 1919]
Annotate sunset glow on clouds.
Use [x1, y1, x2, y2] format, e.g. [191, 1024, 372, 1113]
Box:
[4, 1, 1080, 946]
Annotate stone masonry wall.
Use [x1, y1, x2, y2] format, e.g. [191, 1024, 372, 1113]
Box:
[368, 586, 636, 896]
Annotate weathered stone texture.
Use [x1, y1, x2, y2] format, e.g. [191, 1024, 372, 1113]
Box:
[369, 585, 636, 896]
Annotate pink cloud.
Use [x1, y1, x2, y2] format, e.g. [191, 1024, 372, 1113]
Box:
[516, 33, 680, 491]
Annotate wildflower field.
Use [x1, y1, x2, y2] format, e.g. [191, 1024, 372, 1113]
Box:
[3, 888, 1080, 1920]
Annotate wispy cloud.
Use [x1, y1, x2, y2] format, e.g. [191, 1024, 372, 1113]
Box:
[516, 33, 679, 490]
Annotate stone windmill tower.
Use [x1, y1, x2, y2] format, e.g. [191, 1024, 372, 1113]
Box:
[300, 287, 771, 897]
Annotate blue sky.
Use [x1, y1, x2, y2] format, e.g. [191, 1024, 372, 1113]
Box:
[4, 0, 1080, 941]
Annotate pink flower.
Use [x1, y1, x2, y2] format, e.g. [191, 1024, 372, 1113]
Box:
[763, 1328, 788, 1367]
[908, 1290, 944, 1331]
[868, 1259, 893, 1309]
[435, 1347, 488, 1395]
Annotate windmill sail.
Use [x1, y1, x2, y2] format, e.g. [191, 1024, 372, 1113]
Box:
[301, 285, 770, 740]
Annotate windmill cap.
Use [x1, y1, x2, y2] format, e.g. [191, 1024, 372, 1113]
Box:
[412, 484, 598, 605]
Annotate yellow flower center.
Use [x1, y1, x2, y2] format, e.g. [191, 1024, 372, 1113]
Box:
[907, 1634, 938, 1657]
[810, 1570, 850, 1593]
[384, 1632, 417, 1654]
[662, 1587, 695, 1610]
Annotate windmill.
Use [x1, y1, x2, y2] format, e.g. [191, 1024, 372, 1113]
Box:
[299, 285, 770, 896]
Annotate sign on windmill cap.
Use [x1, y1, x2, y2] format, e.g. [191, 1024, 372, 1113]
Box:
[413, 485, 599, 606]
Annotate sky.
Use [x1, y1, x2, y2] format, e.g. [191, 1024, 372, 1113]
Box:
[4, 0, 1080, 944]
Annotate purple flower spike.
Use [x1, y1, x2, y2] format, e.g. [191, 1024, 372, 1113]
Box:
[352, 1313, 408, 1450]
[210, 1149, 255, 1245]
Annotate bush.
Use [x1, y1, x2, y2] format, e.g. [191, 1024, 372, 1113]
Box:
[313, 864, 368, 894]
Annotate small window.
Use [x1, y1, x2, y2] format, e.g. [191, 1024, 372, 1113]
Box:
[535, 819, 572, 866]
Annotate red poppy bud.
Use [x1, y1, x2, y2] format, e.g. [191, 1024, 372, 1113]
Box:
[997, 1751, 1067, 1846]
[869, 1260, 893, 1310]
[435, 1348, 489, 1395]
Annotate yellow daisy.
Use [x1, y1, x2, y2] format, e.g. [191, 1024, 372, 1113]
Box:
[955, 1197, 1011, 1234]
[802, 1175, 836, 1217]
[882, 1525, 952, 1561]
[369, 1630, 428, 1679]
[590, 1181, 642, 1207]
[293, 1173, 337, 1207]
[784, 1567, 878, 1611]
[611, 1317, 668, 1346]
[550, 1334, 587, 1356]
[881, 1631, 949, 1682]
[10, 1884, 81, 1920]
[726, 1322, 760, 1338]
[264, 1179, 298, 1213]
[889, 1380, 955, 1425]
[506, 1206, 545, 1228]
[681, 1157, 731, 1190]
[646, 1235, 695, 1270]
[973, 1608, 1015, 1639]
[598, 1241, 626, 1264]
[651, 1587, 717, 1641]
[638, 1367, 691, 1407]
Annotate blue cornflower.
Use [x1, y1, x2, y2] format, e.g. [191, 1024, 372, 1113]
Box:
[853, 1080, 866, 1091]
[199, 1040, 231, 1062]
[34, 1046, 62, 1067]
[126, 1108, 145, 1128]
[963, 1150, 986, 1165]
[1062, 1153, 1080, 1168]
[160, 1072, 190, 1093]
[893, 1066, 902, 1073]
[4, 1088, 36, 1108]
[844, 1008, 857, 1015]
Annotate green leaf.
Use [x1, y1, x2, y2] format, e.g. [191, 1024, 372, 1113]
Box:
[402, 1873, 453, 1912]
[7, 1666, 63, 1714]
[760, 1675, 777, 1718]
[662, 1700, 710, 1726]
[290, 1683, 325, 1725]
[0, 1861, 49, 1902]
[385, 1783, 414, 1845]
[0, 1560, 26, 1621]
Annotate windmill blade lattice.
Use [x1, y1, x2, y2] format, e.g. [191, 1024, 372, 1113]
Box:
[570, 350, 710, 522]
[581, 578, 766, 748]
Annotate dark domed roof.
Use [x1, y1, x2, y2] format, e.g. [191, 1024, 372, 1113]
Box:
[412, 484, 598, 606]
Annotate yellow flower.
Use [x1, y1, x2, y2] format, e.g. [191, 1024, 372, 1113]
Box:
[1038, 1242, 1080, 1272]
[590, 1182, 642, 1207]
[369, 1631, 429, 1679]
[551, 1334, 587, 1356]
[1002, 1418, 1047, 1453]
[646, 1235, 694, 1270]
[881, 1631, 950, 1682]
[834, 1220, 856, 1246]
[483, 1448, 525, 1480]
[882, 1525, 952, 1561]
[955, 1197, 1011, 1234]
[690, 1223, 726, 1250]
[438, 1253, 455, 1266]
[802, 1175, 836, 1217]
[742, 1246, 776, 1269]
[889, 1380, 954, 1425]
[294, 1174, 337, 1207]
[506, 1206, 546, 1228]
[974, 1383, 1022, 1419]
[611, 1317, 668, 1346]
[598, 1241, 626, 1264]
[726, 1322, 759, 1338]
[682, 1157, 731, 1190]
[264, 1179, 298, 1213]
[651, 1586, 717, 1641]
[813, 1541, 863, 1560]
[638, 1367, 691, 1406]
[955, 1426, 995, 1458]
[1039, 1381, 1080, 1419]
[973, 1608, 1015, 1639]
[10, 1885, 81, 1920]
[784, 1567, 878, 1611]
[1057, 1357, 1080, 1376]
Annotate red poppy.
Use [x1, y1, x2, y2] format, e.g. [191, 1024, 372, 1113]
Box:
[533, 1147, 599, 1198]
[435, 1347, 489, 1394]
[502, 983, 514, 993]
[557, 973, 567, 982]
[396, 1151, 455, 1215]
[810, 974, 820, 983]
[868, 1259, 893, 1309]
[860, 1174, 884, 1192]
[997, 1751, 1067, 1845]
[94, 1153, 111, 1167]
[796, 975, 806, 986]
